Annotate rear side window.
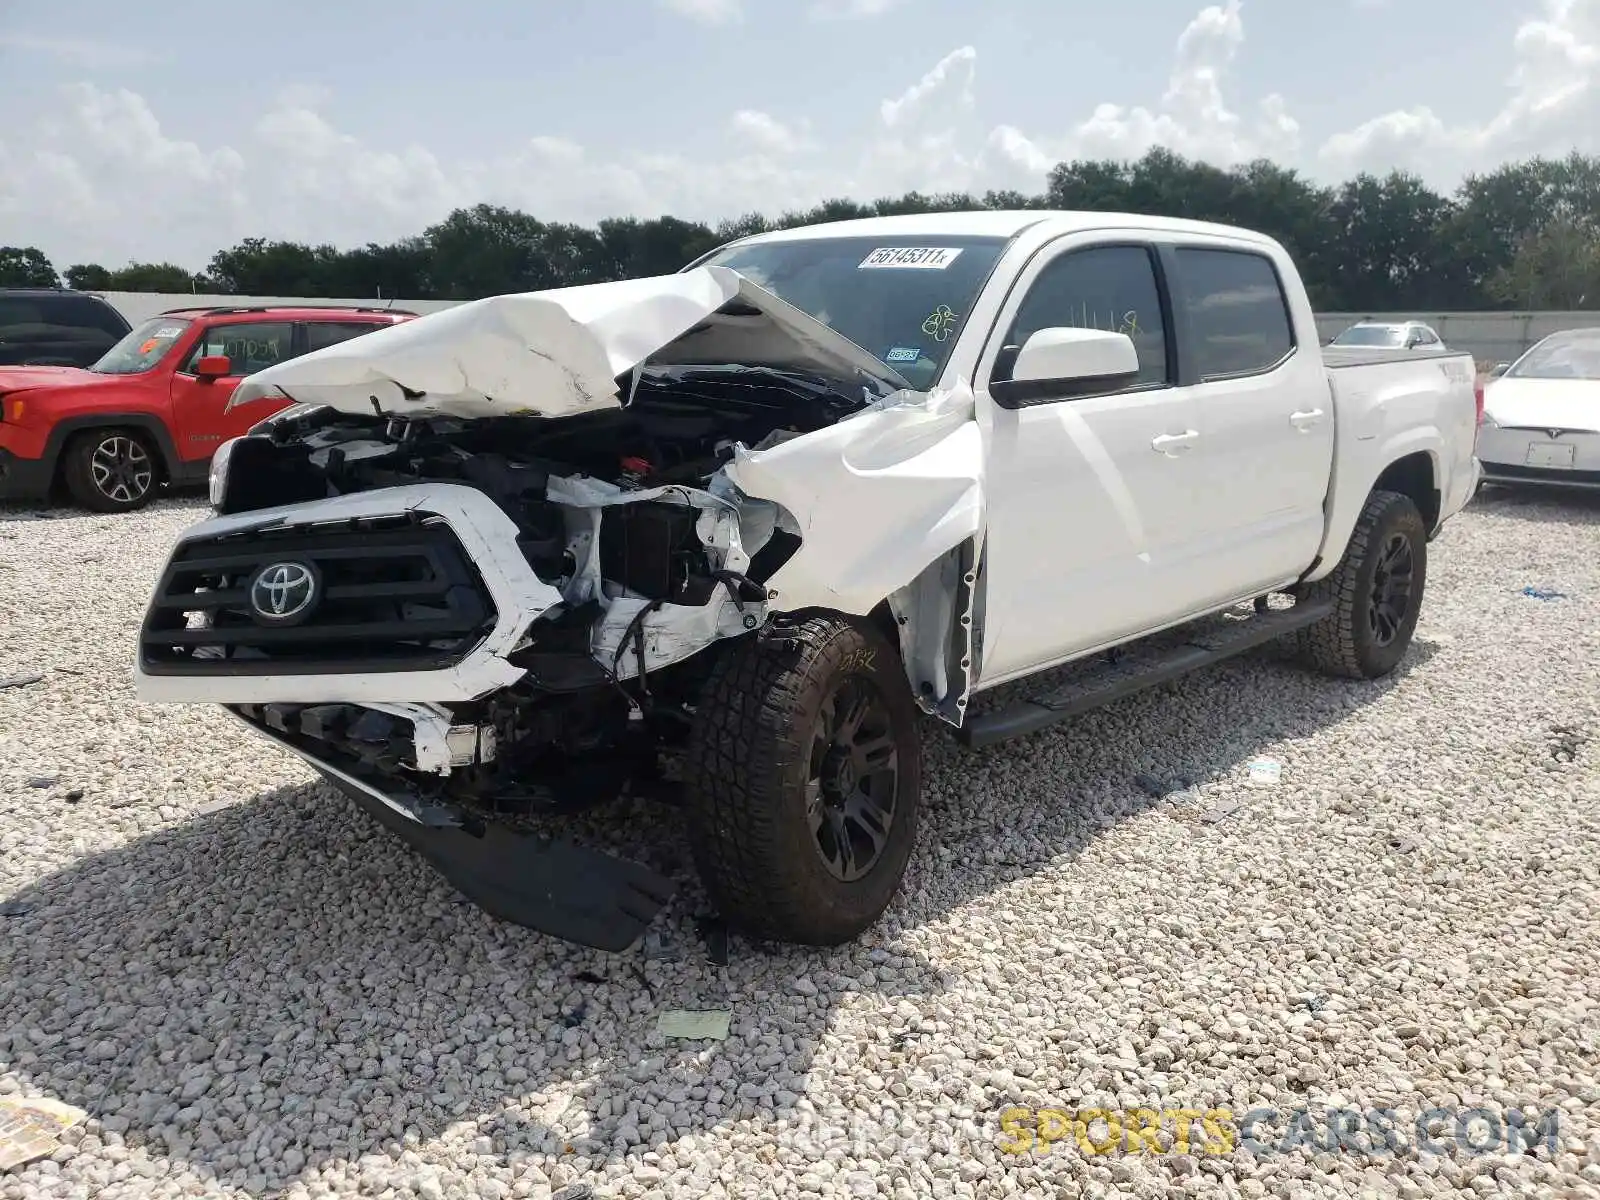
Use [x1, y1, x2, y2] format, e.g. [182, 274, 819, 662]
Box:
[305, 321, 385, 352]
[1005, 245, 1169, 387]
[1174, 248, 1294, 379]
[55, 295, 130, 337]
[0, 294, 127, 367]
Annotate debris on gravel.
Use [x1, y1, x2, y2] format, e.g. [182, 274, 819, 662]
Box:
[2, 491, 1598, 1199]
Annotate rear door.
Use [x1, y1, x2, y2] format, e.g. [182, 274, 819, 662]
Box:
[168, 320, 296, 458]
[971, 236, 1205, 683]
[1166, 242, 1335, 602]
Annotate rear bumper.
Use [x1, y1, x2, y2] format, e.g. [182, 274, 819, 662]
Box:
[0, 446, 53, 502]
[1480, 461, 1600, 490]
[230, 702, 677, 951]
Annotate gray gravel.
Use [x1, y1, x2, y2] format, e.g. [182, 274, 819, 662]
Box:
[2, 487, 1598, 1200]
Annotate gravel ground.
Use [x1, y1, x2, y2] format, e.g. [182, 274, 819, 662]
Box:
[1, 487, 1598, 1200]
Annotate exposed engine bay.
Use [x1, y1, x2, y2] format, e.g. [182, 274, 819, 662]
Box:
[178, 365, 901, 818]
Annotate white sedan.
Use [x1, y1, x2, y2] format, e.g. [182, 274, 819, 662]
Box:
[1478, 329, 1600, 490]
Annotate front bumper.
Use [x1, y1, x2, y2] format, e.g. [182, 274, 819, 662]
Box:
[0, 446, 53, 502]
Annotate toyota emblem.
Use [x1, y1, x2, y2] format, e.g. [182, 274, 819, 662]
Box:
[247, 560, 320, 625]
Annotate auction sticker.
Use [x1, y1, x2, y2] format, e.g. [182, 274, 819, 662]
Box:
[859, 246, 964, 269]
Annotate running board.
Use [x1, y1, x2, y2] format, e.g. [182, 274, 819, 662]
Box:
[957, 598, 1334, 749]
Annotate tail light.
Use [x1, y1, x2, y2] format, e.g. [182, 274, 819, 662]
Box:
[1474, 380, 1484, 426]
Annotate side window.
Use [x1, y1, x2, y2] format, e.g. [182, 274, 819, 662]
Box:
[304, 321, 384, 353]
[183, 322, 294, 376]
[1005, 245, 1169, 388]
[1174, 248, 1295, 379]
[59, 296, 130, 337]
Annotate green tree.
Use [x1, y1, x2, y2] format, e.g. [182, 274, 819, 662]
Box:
[0, 246, 60, 288]
[104, 262, 203, 292]
[64, 263, 113, 290]
[1488, 215, 1600, 309]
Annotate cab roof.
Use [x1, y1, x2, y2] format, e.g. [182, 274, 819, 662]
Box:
[735, 209, 1280, 249]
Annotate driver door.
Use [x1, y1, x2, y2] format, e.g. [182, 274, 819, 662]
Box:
[169, 321, 296, 462]
[973, 238, 1205, 686]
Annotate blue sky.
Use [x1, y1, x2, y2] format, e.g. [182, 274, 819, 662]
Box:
[1, 0, 1594, 269]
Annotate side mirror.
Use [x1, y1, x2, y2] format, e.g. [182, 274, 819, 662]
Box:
[991, 327, 1140, 407]
[1489, 362, 1510, 378]
[194, 354, 232, 381]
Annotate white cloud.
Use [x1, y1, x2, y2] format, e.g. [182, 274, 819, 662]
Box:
[987, 1, 1300, 176]
[0, 34, 162, 68]
[809, 0, 908, 18]
[730, 111, 813, 155]
[1319, 0, 1600, 177]
[657, 0, 743, 24]
[7, 1, 1593, 270]
[880, 46, 977, 129]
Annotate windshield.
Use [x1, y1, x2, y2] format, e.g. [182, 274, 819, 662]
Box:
[701, 235, 1009, 389]
[1506, 334, 1600, 381]
[1332, 325, 1405, 347]
[90, 318, 192, 375]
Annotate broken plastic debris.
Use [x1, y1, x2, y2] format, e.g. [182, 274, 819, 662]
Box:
[657, 1009, 732, 1041]
[1245, 757, 1283, 786]
[1199, 797, 1246, 824]
[0, 1096, 87, 1172]
[1520, 586, 1567, 601]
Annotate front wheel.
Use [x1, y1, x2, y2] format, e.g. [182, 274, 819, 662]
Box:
[61, 429, 159, 512]
[683, 614, 922, 945]
[1295, 489, 1428, 680]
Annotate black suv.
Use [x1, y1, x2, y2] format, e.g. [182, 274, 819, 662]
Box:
[0, 289, 132, 369]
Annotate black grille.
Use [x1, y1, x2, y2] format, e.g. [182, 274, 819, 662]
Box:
[140, 515, 497, 675]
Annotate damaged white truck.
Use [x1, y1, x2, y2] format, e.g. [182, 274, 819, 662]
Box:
[133, 212, 1482, 951]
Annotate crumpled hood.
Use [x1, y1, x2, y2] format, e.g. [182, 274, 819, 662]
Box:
[228, 265, 912, 419]
[1484, 378, 1600, 433]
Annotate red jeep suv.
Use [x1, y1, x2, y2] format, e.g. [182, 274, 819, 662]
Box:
[0, 305, 415, 512]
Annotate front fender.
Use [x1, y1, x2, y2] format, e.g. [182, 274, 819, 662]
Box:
[724, 384, 986, 722]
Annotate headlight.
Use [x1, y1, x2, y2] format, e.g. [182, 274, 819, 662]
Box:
[208, 436, 239, 508]
[1481, 411, 1500, 429]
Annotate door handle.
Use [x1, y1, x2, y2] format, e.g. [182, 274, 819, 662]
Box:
[1151, 430, 1199, 455]
[1290, 408, 1325, 430]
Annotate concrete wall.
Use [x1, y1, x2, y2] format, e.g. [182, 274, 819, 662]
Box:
[1314, 311, 1600, 366]
[97, 292, 1600, 368]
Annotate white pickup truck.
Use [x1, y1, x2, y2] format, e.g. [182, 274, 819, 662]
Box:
[134, 211, 1482, 951]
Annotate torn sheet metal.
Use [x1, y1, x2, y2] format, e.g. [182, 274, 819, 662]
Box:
[725, 383, 985, 613]
[228, 266, 909, 420]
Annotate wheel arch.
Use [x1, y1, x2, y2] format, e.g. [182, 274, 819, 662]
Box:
[42, 413, 183, 488]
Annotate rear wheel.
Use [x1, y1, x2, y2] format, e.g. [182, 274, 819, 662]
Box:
[61, 429, 159, 512]
[1296, 489, 1427, 679]
[683, 614, 922, 945]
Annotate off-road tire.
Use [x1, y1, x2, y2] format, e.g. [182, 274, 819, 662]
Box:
[1295, 488, 1427, 680]
[683, 614, 923, 945]
[60, 428, 160, 513]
